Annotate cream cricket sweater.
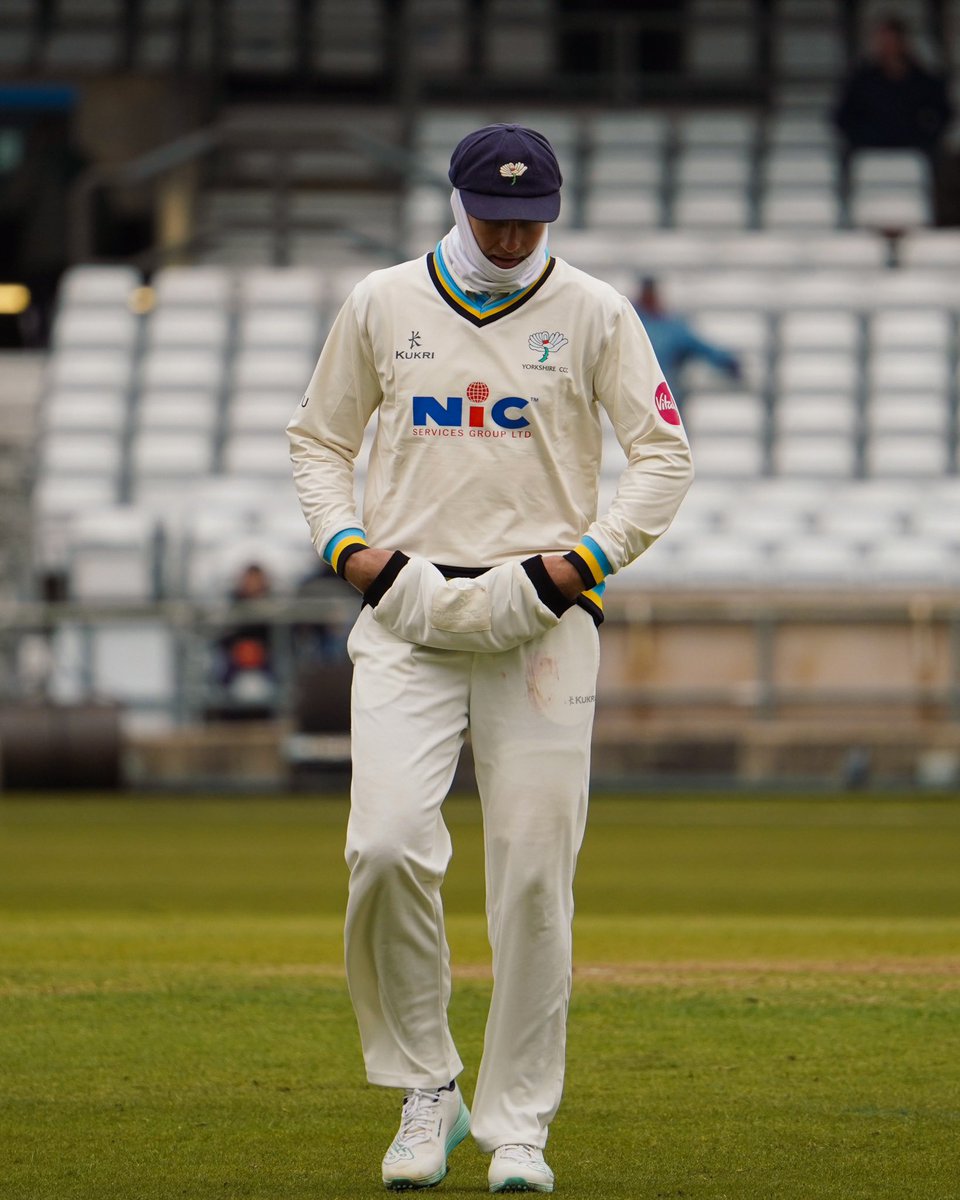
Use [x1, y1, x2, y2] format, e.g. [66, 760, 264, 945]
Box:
[287, 249, 694, 613]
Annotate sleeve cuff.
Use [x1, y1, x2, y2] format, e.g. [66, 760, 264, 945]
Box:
[565, 535, 614, 588]
[323, 527, 369, 578]
[363, 550, 410, 608]
[521, 555, 576, 618]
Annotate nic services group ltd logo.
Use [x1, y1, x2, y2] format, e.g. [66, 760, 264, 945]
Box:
[411, 381, 533, 439]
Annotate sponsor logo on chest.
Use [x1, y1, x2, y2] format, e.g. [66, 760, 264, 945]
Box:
[395, 330, 436, 360]
[411, 380, 534, 439]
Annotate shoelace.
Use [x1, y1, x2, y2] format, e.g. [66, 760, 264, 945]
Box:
[397, 1088, 442, 1147]
[496, 1144, 542, 1162]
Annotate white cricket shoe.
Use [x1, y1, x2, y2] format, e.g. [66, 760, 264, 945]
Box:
[381, 1082, 471, 1190]
[488, 1144, 555, 1193]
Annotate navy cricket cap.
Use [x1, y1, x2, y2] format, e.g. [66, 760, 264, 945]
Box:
[448, 124, 562, 223]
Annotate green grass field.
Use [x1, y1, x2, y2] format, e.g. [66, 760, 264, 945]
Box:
[1, 794, 959, 1200]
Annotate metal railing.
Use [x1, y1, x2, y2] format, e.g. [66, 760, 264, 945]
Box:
[4, 589, 960, 727]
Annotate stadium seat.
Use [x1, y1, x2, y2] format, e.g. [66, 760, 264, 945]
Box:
[660, 501, 720, 544]
[619, 233, 717, 272]
[237, 309, 319, 350]
[795, 233, 888, 268]
[49, 622, 176, 709]
[863, 538, 959, 585]
[763, 148, 837, 188]
[586, 148, 664, 189]
[129, 431, 215, 509]
[866, 434, 950, 477]
[688, 309, 770, 354]
[898, 229, 960, 269]
[831, 478, 919, 513]
[867, 351, 949, 392]
[776, 393, 858, 437]
[867, 391, 948, 437]
[774, 433, 857, 477]
[669, 478, 739, 522]
[53, 308, 139, 350]
[871, 309, 951, 350]
[237, 267, 325, 308]
[686, 433, 764, 477]
[58, 265, 141, 307]
[402, 185, 452, 249]
[676, 111, 758, 147]
[851, 149, 930, 189]
[47, 348, 133, 391]
[761, 188, 840, 229]
[724, 502, 812, 545]
[683, 392, 766, 439]
[137, 392, 221, 433]
[850, 187, 932, 229]
[139, 348, 225, 391]
[68, 506, 161, 601]
[152, 266, 232, 308]
[765, 110, 835, 149]
[870, 271, 960, 308]
[679, 535, 771, 584]
[40, 432, 123, 478]
[184, 528, 314, 598]
[687, 22, 756, 79]
[815, 504, 905, 545]
[589, 111, 669, 149]
[33, 478, 122, 571]
[908, 504, 960, 544]
[708, 234, 804, 269]
[663, 271, 777, 310]
[675, 150, 752, 189]
[231, 349, 315, 391]
[778, 272, 871, 310]
[777, 351, 859, 392]
[33, 474, 119, 513]
[147, 309, 230, 350]
[583, 193, 662, 229]
[773, 536, 864, 585]
[222, 430, 293, 478]
[44, 390, 128, 434]
[228, 390, 300, 434]
[672, 189, 751, 230]
[779, 310, 861, 352]
[774, 25, 845, 79]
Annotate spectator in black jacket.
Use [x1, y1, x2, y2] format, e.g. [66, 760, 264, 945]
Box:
[833, 15, 952, 157]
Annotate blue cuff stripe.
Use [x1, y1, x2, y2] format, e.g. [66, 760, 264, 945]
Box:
[323, 527, 367, 566]
[581, 536, 613, 578]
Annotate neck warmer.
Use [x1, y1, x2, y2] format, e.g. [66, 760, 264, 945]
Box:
[437, 189, 549, 296]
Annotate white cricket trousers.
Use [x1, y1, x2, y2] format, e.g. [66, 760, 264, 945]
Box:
[344, 601, 600, 1152]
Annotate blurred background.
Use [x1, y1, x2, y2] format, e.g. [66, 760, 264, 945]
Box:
[1, 0, 960, 793]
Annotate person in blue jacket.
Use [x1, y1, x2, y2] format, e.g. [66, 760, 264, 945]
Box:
[632, 276, 741, 410]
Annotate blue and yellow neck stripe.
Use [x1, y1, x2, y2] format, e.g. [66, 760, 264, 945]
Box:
[427, 246, 555, 327]
[324, 527, 369, 577]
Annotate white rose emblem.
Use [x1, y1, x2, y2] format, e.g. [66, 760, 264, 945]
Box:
[528, 331, 569, 362]
[499, 162, 528, 185]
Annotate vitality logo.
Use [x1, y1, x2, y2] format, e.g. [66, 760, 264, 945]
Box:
[411, 381, 532, 439]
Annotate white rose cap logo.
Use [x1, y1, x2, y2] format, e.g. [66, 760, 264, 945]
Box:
[529, 331, 569, 363]
[499, 162, 528, 185]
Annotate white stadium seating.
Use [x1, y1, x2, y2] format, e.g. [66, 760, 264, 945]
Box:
[35, 200, 960, 600]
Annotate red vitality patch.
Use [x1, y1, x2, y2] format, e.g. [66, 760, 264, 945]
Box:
[654, 381, 681, 426]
